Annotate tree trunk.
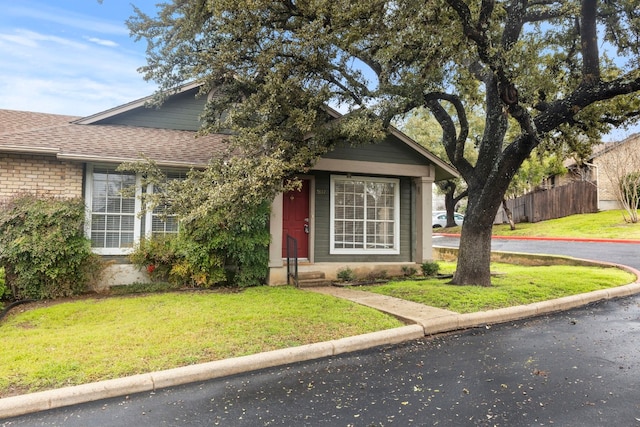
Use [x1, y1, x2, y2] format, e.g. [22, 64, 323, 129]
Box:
[452, 219, 493, 286]
[451, 185, 504, 286]
[444, 186, 458, 228]
[502, 198, 516, 230]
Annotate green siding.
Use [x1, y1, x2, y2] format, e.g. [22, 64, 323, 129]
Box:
[312, 172, 414, 263]
[322, 136, 428, 166]
[95, 88, 207, 131]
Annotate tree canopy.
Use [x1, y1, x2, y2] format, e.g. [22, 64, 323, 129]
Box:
[129, 0, 640, 286]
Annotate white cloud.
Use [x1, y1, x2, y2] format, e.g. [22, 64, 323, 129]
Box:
[0, 26, 153, 116]
[3, 4, 129, 36]
[85, 37, 119, 48]
[0, 0, 159, 116]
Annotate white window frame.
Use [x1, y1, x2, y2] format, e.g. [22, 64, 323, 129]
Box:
[85, 164, 142, 255]
[330, 175, 400, 255]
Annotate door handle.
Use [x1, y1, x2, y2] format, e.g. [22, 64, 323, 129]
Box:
[304, 223, 310, 234]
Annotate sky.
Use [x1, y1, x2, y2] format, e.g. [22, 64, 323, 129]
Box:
[0, 0, 158, 117]
[0, 0, 637, 142]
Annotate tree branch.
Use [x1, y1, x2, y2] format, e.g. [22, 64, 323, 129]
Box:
[424, 92, 474, 178]
[580, 0, 600, 83]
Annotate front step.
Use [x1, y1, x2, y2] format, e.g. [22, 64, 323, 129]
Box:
[296, 271, 332, 288]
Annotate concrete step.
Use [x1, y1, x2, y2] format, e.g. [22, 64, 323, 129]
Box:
[295, 271, 331, 288]
[297, 271, 325, 281]
[297, 278, 333, 288]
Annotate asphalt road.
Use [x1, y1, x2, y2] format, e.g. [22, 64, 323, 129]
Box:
[434, 235, 640, 270]
[2, 239, 640, 426]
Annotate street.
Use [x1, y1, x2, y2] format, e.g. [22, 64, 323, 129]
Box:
[434, 235, 640, 271]
[2, 239, 640, 426]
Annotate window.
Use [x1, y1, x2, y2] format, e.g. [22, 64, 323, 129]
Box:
[87, 166, 140, 254]
[86, 165, 183, 255]
[330, 175, 400, 254]
[146, 172, 184, 237]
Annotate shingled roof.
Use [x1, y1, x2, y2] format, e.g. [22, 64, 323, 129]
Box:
[0, 109, 228, 168]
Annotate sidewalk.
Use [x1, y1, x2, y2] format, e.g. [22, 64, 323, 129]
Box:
[2, 260, 640, 419]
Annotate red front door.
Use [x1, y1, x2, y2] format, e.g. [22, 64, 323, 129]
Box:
[282, 180, 310, 259]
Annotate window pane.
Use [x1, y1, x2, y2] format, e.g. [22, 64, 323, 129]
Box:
[121, 215, 134, 231]
[91, 215, 105, 232]
[91, 232, 105, 248]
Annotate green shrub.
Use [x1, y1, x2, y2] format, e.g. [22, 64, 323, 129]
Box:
[336, 266, 356, 282]
[130, 202, 270, 288]
[130, 234, 225, 288]
[421, 261, 440, 277]
[0, 196, 104, 300]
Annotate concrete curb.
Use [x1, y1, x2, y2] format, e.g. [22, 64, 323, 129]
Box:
[0, 325, 424, 419]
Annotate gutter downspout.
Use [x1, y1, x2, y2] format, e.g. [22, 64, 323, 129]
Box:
[584, 162, 599, 211]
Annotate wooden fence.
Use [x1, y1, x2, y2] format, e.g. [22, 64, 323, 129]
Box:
[498, 180, 598, 224]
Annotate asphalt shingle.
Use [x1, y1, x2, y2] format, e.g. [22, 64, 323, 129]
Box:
[0, 109, 228, 167]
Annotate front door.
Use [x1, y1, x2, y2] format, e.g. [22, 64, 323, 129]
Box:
[282, 180, 310, 259]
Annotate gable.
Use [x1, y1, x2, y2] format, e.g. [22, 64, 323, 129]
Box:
[316, 133, 457, 181]
[84, 86, 207, 131]
[323, 135, 430, 166]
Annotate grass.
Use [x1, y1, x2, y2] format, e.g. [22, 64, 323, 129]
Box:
[438, 209, 640, 240]
[0, 286, 402, 397]
[359, 262, 636, 313]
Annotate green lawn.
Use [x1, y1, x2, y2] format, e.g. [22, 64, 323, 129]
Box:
[0, 286, 402, 397]
[358, 262, 636, 313]
[438, 210, 640, 240]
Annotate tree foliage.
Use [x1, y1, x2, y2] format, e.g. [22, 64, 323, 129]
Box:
[129, 0, 640, 286]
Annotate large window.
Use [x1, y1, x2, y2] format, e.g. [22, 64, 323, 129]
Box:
[86, 165, 182, 254]
[88, 166, 140, 254]
[330, 175, 400, 254]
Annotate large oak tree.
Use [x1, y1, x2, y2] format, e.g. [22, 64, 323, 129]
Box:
[129, 0, 640, 286]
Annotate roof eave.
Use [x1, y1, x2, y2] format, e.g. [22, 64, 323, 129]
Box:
[0, 145, 60, 156]
[56, 153, 208, 169]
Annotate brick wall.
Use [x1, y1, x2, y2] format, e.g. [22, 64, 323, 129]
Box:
[0, 153, 84, 203]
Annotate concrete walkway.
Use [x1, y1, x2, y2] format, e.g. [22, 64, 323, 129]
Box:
[2, 267, 640, 419]
[308, 286, 457, 325]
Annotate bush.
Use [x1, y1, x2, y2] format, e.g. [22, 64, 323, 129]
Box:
[366, 270, 388, 282]
[421, 261, 440, 277]
[336, 266, 356, 282]
[130, 202, 271, 288]
[0, 196, 104, 300]
[130, 234, 226, 288]
[621, 172, 640, 209]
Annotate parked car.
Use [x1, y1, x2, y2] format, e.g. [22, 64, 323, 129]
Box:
[432, 212, 464, 228]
